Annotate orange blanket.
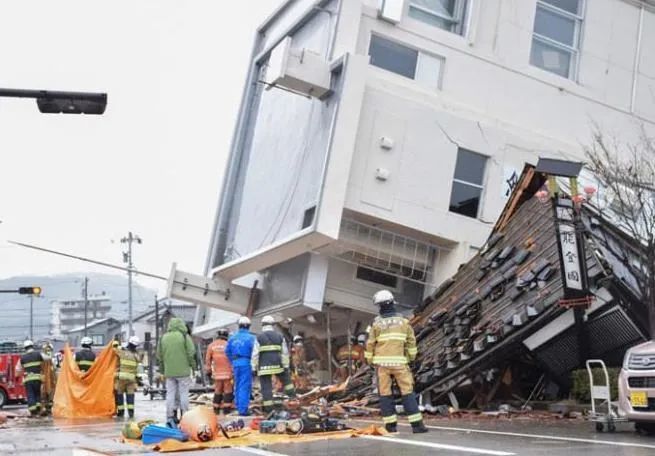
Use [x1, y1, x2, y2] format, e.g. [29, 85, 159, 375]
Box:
[53, 343, 117, 418]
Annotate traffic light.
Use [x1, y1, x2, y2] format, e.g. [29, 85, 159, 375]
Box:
[18, 287, 42, 296]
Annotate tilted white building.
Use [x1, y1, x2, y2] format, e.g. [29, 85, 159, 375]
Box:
[167, 0, 655, 339]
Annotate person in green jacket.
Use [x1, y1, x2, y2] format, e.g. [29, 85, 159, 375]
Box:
[157, 317, 196, 423]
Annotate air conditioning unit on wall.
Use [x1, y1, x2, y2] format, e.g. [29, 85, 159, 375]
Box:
[378, 0, 404, 23]
[265, 36, 332, 99]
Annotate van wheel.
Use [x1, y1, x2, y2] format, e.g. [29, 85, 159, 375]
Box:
[0, 389, 7, 409]
[595, 422, 604, 432]
[608, 422, 616, 433]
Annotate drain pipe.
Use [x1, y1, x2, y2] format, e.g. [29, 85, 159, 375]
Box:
[630, 5, 644, 113]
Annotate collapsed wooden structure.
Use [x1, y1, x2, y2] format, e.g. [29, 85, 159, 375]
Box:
[410, 165, 649, 404]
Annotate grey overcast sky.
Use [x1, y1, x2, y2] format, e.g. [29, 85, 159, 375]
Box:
[0, 0, 283, 292]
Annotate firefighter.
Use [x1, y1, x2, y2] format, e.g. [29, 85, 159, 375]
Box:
[290, 335, 309, 391]
[251, 315, 296, 413]
[205, 329, 233, 415]
[365, 290, 428, 434]
[40, 342, 56, 416]
[334, 334, 366, 382]
[75, 336, 96, 372]
[226, 316, 255, 416]
[16, 340, 45, 417]
[114, 336, 141, 419]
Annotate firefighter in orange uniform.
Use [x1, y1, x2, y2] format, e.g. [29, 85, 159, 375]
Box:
[290, 335, 310, 391]
[334, 334, 366, 382]
[205, 329, 233, 415]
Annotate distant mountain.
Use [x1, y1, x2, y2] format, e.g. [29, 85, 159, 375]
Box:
[0, 273, 156, 341]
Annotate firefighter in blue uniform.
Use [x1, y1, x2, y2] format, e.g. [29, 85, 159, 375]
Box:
[252, 315, 296, 413]
[226, 316, 256, 416]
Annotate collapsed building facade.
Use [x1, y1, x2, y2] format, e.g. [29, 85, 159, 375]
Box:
[411, 165, 650, 405]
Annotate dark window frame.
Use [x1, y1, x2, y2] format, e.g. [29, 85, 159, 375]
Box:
[355, 266, 399, 289]
[449, 148, 487, 219]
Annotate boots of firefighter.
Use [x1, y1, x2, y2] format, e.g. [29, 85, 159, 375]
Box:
[401, 394, 428, 434]
[379, 395, 398, 433]
[115, 392, 125, 418]
[126, 393, 135, 419]
[213, 393, 223, 415]
[222, 392, 234, 415]
[411, 421, 429, 433]
[260, 375, 274, 414]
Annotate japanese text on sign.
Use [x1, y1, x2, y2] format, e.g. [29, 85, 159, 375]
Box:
[558, 223, 583, 291]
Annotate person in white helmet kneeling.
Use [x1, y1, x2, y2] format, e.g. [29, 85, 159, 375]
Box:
[365, 290, 428, 434]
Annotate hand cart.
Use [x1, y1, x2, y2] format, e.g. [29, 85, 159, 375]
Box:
[586, 359, 627, 432]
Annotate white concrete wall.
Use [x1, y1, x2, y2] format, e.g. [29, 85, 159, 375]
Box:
[324, 257, 424, 312]
[341, 0, 655, 283]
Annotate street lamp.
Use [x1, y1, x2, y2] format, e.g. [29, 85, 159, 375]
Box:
[0, 88, 107, 114]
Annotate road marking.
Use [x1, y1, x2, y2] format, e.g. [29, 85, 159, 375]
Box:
[9, 422, 116, 430]
[356, 420, 655, 450]
[425, 424, 655, 450]
[237, 448, 289, 456]
[360, 435, 515, 455]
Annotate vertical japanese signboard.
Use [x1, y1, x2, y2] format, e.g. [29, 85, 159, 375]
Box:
[554, 199, 587, 296]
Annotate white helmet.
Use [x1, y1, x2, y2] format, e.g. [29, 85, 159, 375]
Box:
[373, 290, 395, 305]
[293, 335, 303, 343]
[262, 315, 275, 325]
[80, 336, 93, 347]
[23, 340, 34, 349]
[237, 316, 251, 327]
[357, 333, 367, 344]
[128, 335, 140, 346]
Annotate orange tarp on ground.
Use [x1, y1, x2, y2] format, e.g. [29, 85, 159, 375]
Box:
[53, 343, 117, 418]
[124, 425, 388, 453]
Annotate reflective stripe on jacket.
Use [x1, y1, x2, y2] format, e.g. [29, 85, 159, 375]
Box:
[75, 348, 96, 372]
[364, 314, 417, 366]
[205, 339, 232, 380]
[252, 327, 289, 376]
[336, 344, 365, 364]
[115, 348, 140, 382]
[19, 350, 44, 383]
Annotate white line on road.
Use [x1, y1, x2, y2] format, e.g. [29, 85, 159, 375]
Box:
[360, 435, 515, 455]
[424, 424, 655, 450]
[356, 420, 655, 451]
[237, 448, 289, 456]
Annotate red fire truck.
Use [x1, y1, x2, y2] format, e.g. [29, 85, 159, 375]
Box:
[0, 352, 26, 408]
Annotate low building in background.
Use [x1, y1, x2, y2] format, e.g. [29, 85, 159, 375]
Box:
[50, 294, 112, 338]
[65, 317, 122, 348]
[127, 299, 196, 344]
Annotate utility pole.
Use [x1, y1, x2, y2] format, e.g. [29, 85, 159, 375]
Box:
[121, 231, 142, 337]
[29, 295, 34, 340]
[83, 277, 89, 336]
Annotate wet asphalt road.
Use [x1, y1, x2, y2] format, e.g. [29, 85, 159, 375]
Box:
[2, 398, 655, 455]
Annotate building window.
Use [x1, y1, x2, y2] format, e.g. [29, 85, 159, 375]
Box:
[91, 334, 104, 345]
[408, 0, 468, 35]
[302, 206, 316, 229]
[368, 35, 443, 89]
[449, 148, 487, 218]
[530, 0, 584, 79]
[356, 266, 399, 289]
